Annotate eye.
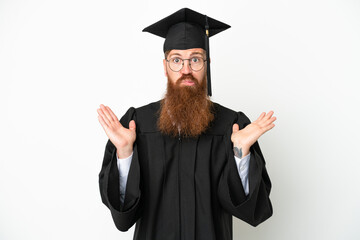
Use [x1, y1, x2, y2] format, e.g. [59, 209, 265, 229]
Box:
[172, 57, 181, 64]
[191, 57, 200, 63]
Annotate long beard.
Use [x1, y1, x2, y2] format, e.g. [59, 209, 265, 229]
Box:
[158, 73, 214, 138]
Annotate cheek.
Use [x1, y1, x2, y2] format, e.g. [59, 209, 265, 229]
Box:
[167, 70, 179, 84]
[195, 71, 206, 83]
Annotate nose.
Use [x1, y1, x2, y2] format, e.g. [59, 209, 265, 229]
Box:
[180, 59, 192, 74]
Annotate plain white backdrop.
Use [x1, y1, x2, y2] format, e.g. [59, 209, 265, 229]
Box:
[1, 0, 359, 239]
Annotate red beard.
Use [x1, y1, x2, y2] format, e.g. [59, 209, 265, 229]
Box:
[158, 73, 214, 138]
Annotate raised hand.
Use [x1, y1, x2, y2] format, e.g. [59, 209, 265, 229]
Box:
[231, 111, 276, 158]
[97, 104, 136, 158]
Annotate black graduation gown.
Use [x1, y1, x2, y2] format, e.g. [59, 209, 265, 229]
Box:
[99, 101, 272, 240]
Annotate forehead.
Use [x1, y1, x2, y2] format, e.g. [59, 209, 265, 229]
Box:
[168, 48, 205, 57]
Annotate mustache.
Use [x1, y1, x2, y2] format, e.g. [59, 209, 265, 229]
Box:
[177, 74, 198, 84]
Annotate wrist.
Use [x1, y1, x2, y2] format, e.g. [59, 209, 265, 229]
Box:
[233, 143, 250, 159]
[116, 146, 133, 159]
[241, 148, 250, 158]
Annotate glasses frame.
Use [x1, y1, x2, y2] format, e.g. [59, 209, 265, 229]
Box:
[165, 56, 207, 72]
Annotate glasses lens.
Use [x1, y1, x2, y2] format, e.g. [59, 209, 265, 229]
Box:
[190, 57, 204, 71]
[168, 57, 205, 72]
[169, 57, 183, 72]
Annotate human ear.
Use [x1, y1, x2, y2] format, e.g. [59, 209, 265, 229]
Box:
[163, 59, 168, 77]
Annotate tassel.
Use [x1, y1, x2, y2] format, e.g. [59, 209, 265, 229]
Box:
[205, 15, 212, 96]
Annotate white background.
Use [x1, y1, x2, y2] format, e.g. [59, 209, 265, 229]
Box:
[1, 0, 359, 239]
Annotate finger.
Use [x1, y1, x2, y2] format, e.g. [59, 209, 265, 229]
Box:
[98, 115, 109, 131]
[264, 123, 275, 132]
[258, 117, 276, 130]
[257, 111, 274, 126]
[106, 106, 118, 122]
[97, 108, 111, 126]
[264, 116, 277, 126]
[264, 111, 274, 120]
[129, 120, 136, 131]
[257, 112, 266, 121]
[232, 123, 239, 133]
[100, 105, 114, 122]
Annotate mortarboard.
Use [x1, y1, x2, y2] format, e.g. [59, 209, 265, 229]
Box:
[142, 8, 231, 96]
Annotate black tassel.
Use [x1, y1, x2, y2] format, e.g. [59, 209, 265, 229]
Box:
[205, 15, 212, 96]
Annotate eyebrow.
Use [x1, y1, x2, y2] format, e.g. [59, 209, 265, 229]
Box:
[190, 52, 204, 56]
[169, 52, 204, 58]
[169, 53, 181, 57]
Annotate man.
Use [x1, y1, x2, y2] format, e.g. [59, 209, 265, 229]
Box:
[97, 8, 276, 240]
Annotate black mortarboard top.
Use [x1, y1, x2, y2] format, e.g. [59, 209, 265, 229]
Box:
[142, 8, 231, 96]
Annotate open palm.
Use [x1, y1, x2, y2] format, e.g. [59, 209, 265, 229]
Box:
[231, 111, 276, 150]
[97, 104, 136, 158]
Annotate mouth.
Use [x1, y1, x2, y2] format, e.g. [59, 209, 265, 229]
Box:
[180, 78, 195, 86]
[182, 80, 195, 86]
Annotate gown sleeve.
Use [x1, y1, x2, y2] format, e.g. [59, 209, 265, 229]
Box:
[98, 107, 143, 231]
[234, 153, 250, 195]
[117, 152, 133, 204]
[217, 111, 273, 226]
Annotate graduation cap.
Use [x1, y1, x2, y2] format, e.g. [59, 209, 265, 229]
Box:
[142, 8, 231, 96]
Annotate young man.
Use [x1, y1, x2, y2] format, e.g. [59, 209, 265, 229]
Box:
[97, 8, 276, 240]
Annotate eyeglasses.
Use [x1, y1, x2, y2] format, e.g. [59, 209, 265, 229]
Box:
[165, 56, 207, 72]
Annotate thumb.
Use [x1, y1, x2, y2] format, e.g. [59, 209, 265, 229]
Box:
[232, 123, 239, 133]
[129, 120, 136, 131]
